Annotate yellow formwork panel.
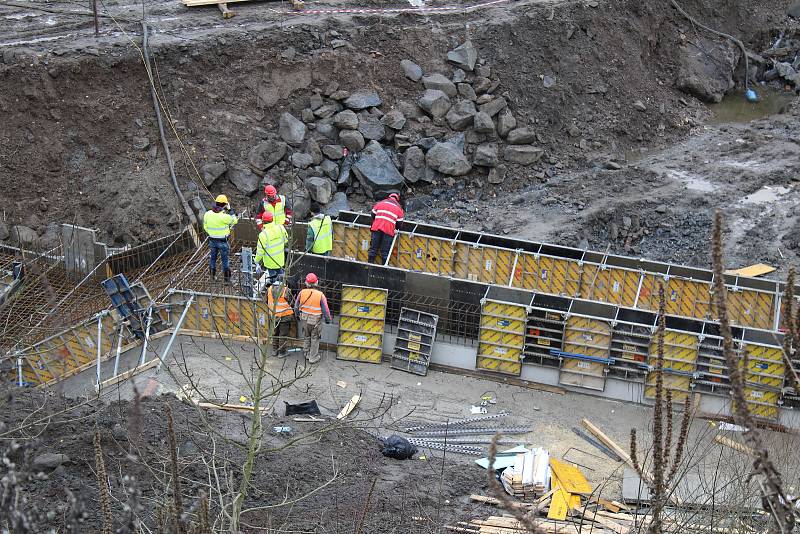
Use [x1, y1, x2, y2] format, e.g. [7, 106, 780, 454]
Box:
[391, 234, 455, 277]
[453, 244, 514, 285]
[580, 267, 640, 307]
[743, 387, 780, 420]
[476, 300, 526, 376]
[723, 290, 775, 330]
[337, 285, 388, 364]
[512, 254, 580, 296]
[649, 331, 698, 374]
[637, 276, 712, 321]
[644, 372, 692, 403]
[332, 223, 371, 262]
[743, 344, 784, 389]
[562, 317, 612, 358]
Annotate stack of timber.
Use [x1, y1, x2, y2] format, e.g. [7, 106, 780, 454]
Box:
[500, 447, 549, 500]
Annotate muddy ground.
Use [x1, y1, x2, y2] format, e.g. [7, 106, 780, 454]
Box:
[1, 0, 798, 276]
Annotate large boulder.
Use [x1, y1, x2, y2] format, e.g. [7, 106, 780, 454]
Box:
[249, 140, 287, 172]
[380, 110, 407, 130]
[418, 89, 452, 118]
[320, 159, 339, 180]
[402, 146, 426, 183]
[305, 138, 323, 165]
[279, 181, 311, 220]
[9, 225, 38, 247]
[401, 59, 423, 81]
[675, 37, 740, 103]
[445, 100, 477, 130]
[290, 153, 314, 169]
[422, 74, 457, 97]
[478, 96, 507, 117]
[313, 104, 339, 119]
[304, 176, 335, 204]
[447, 41, 478, 71]
[496, 109, 516, 138]
[473, 143, 498, 167]
[343, 89, 382, 110]
[322, 144, 345, 159]
[358, 115, 386, 141]
[473, 111, 495, 134]
[323, 191, 351, 216]
[333, 109, 359, 130]
[201, 161, 227, 186]
[506, 127, 536, 145]
[33, 453, 70, 471]
[458, 83, 477, 101]
[352, 140, 405, 198]
[504, 145, 544, 165]
[228, 165, 261, 195]
[426, 140, 472, 176]
[315, 118, 339, 140]
[339, 130, 366, 152]
[278, 113, 306, 147]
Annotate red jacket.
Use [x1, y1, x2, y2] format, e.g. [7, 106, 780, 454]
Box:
[370, 198, 404, 236]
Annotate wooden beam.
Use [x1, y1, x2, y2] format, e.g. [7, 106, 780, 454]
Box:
[217, 2, 235, 17]
[714, 434, 755, 456]
[337, 394, 361, 419]
[99, 358, 159, 389]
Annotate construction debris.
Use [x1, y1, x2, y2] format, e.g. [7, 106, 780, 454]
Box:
[500, 447, 549, 500]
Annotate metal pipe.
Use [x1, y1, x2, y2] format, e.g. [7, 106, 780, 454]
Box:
[17, 356, 23, 387]
[95, 313, 104, 389]
[112, 322, 124, 378]
[139, 306, 153, 366]
[157, 295, 195, 371]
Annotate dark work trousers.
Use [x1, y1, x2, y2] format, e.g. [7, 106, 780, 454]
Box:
[368, 230, 394, 264]
[273, 316, 293, 356]
[209, 238, 230, 275]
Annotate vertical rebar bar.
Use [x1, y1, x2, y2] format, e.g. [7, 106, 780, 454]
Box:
[139, 306, 153, 366]
[95, 313, 104, 389]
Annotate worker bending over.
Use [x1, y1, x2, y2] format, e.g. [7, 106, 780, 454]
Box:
[368, 192, 404, 264]
[256, 184, 292, 229]
[267, 280, 294, 357]
[202, 194, 238, 283]
[306, 208, 333, 256]
[294, 273, 331, 364]
[255, 212, 288, 283]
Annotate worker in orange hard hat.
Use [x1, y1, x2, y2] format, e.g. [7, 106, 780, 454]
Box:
[256, 184, 292, 228]
[293, 272, 332, 364]
[368, 192, 404, 265]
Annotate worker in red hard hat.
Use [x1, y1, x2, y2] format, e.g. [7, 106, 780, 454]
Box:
[294, 272, 332, 364]
[368, 192, 404, 265]
[256, 184, 292, 228]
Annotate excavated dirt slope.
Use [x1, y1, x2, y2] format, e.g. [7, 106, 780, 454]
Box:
[1, 0, 797, 273]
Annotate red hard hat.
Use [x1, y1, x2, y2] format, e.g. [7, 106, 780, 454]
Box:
[305, 273, 318, 285]
[388, 193, 400, 201]
[261, 212, 273, 223]
[264, 184, 278, 196]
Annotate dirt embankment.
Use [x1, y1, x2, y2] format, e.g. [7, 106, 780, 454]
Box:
[0, 0, 792, 253]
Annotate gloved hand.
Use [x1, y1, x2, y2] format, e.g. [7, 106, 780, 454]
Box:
[254, 264, 263, 274]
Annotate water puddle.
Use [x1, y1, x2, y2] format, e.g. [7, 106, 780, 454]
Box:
[741, 185, 790, 204]
[669, 169, 715, 192]
[708, 88, 795, 124]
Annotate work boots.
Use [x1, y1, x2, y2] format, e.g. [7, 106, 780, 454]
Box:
[210, 268, 217, 281]
[223, 269, 231, 284]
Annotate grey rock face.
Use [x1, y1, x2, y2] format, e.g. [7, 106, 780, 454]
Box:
[447, 41, 478, 71]
[504, 145, 544, 165]
[201, 161, 228, 186]
[278, 112, 306, 146]
[352, 140, 405, 198]
[426, 140, 472, 176]
[401, 59, 423, 81]
[418, 89, 452, 118]
[422, 73, 457, 97]
[343, 89, 382, 110]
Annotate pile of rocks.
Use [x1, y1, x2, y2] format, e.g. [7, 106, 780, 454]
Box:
[200, 40, 542, 217]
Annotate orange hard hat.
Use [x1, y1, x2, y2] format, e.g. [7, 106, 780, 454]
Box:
[261, 212, 273, 223]
[305, 273, 318, 285]
[264, 184, 278, 196]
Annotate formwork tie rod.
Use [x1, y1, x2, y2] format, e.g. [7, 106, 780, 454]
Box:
[413, 427, 531, 437]
[404, 411, 509, 432]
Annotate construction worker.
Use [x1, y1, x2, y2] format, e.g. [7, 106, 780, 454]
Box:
[368, 192, 404, 264]
[202, 194, 238, 282]
[294, 273, 332, 364]
[266, 279, 294, 357]
[256, 184, 292, 228]
[306, 208, 333, 256]
[255, 212, 289, 283]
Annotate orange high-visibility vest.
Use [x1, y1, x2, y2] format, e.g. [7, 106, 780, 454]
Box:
[298, 288, 324, 316]
[267, 286, 293, 317]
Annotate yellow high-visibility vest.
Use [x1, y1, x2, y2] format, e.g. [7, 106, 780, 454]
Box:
[255, 223, 288, 269]
[203, 210, 238, 239]
[308, 215, 333, 254]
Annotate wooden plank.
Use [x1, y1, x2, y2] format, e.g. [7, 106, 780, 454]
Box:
[714, 434, 755, 456]
[547, 488, 570, 521]
[337, 394, 361, 419]
[574, 510, 630, 534]
[182, 0, 256, 6]
[469, 495, 534, 510]
[550, 458, 591, 494]
[99, 358, 159, 389]
[725, 263, 775, 277]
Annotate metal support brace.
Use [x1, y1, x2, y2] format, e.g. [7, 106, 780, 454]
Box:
[112, 323, 124, 378]
[17, 357, 23, 387]
[383, 233, 399, 266]
[508, 250, 520, 287]
[139, 306, 153, 366]
[95, 313, 104, 388]
[157, 295, 195, 371]
[633, 272, 646, 308]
